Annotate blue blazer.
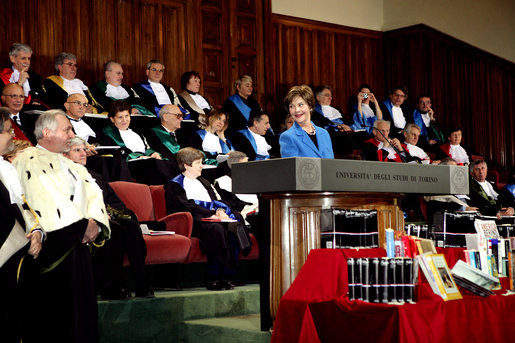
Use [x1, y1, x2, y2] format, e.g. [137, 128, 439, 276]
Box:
[279, 121, 334, 158]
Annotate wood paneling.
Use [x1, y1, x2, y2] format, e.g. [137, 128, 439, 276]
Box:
[383, 25, 515, 169]
[267, 14, 384, 128]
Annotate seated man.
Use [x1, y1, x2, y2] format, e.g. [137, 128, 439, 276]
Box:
[0, 43, 47, 108]
[13, 109, 110, 342]
[145, 104, 186, 176]
[63, 136, 152, 299]
[230, 109, 273, 161]
[403, 123, 430, 163]
[468, 159, 514, 217]
[132, 59, 181, 116]
[362, 119, 415, 162]
[435, 126, 470, 165]
[411, 94, 445, 151]
[43, 52, 101, 112]
[64, 93, 99, 148]
[89, 60, 152, 115]
[379, 86, 412, 140]
[1, 83, 34, 143]
[312, 85, 352, 132]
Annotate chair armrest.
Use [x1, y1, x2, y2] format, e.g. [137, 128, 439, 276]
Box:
[158, 212, 193, 238]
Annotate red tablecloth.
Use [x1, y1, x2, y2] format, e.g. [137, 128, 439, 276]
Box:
[271, 248, 515, 343]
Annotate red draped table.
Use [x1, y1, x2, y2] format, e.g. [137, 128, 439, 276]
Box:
[271, 248, 515, 343]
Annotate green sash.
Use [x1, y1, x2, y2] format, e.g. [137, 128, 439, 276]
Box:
[151, 126, 181, 154]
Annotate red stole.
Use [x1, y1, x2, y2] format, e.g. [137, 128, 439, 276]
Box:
[0, 68, 31, 104]
[10, 119, 31, 143]
[439, 143, 464, 165]
[364, 138, 403, 162]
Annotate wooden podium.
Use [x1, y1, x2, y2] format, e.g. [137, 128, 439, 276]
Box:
[232, 158, 469, 330]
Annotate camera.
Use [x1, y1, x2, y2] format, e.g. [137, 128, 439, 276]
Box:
[362, 93, 369, 99]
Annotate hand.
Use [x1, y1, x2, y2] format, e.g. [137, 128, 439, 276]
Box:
[82, 218, 99, 243]
[215, 208, 230, 220]
[390, 138, 403, 151]
[428, 139, 437, 145]
[499, 207, 514, 217]
[86, 144, 97, 156]
[18, 70, 30, 85]
[357, 92, 364, 103]
[428, 108, 435, 121]
[337, 124, 352, 132]
[431, 160, 441, 165]
[26, 231, 42, 259]
[465, 206, 479, 212]
[131, 107, 141, 115]
[150, 152, 162, 160]
[368, 93, 377, 103]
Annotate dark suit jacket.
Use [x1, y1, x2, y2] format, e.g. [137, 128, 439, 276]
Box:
[468, 178, 501, 216]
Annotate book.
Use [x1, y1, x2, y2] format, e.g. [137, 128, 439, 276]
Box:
[451, 260, 500, 296]
[418, 253, 462, 301]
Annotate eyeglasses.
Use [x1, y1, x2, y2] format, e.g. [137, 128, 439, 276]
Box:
[71, 147, 89, 153]
[392, 93, 406, 98]
[2, 128, 15, 136]
[3, 94, 26, 100]
[67, 101, 89, 107]
[321, 93, 332, 97]
[63, 62, 78, 68]
[163, 112, 183, 119]
[149, 68, 165, 73]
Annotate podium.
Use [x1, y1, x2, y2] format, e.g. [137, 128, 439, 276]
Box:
[232, 158, 469, 330]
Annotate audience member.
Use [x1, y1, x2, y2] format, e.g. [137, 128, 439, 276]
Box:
[177, 70, 211, 125]
[43, 52, 101, 112]
[362, 119, 415, 162]
[350, 84, 383, 134]
[312, 85, 352, 132]
[145, 104, 185, 175]
[0, 43, 47, 108]
[0, 107, 41, 342]
[222, 75, 262, 133]
[468, 159, 514, 217]
[379, 85, 411, 140]
[13, 109, 110, 342]
[63, 136, 152, 299]
[132, 59, 181, 116]
[403, 123, 430, 163]
[89, 60, 152, 115]
[2, 138, 31, 162]
[436, 126, 470, 165]
[192, 109, 234, 159]
[280, 85, 334, 158]
[1, 83, 34, 143]
[231, 109, 273, 161]
[280, 113, 294, 133]
[412, 94, 445, 150]
[165, 147, 251, 290]
[64, 93, 99, 148]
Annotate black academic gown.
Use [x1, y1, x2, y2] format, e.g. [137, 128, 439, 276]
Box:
[222, 94, 262, 134]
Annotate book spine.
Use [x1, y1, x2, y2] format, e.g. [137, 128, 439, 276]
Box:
[347, 258, 355, 300]
[362, 258, 370, 302]
[380, 258, 389, 303]
[386, 229, 395, 258]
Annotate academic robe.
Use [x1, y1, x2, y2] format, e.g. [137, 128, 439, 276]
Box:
[43, 75, 102, 112]
[222, 94, 262, 133]
[144, 125, 183, 176]
[89, 80, 152, 115]
[192, 129, 234, 159]
[132, 80, 179, 116]
[361, 138, 416, 163]
[0, 67, 48, 108]
[230, 128, 271, 161]
[468, 178, 501, 216]
[498, 184, 515, 209]
[379, 99, 413, 139]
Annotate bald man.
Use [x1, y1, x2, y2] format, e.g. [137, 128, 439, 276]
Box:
[64, 93, 99, 156]
[1, 83, 34, 143]
[145, 104, 186, 175]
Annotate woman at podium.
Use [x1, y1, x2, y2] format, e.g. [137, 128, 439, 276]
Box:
[279, 85, 334, 158]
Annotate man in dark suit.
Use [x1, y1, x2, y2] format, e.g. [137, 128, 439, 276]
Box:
[468, 159, 514, 217]
[132, 59, 181, 116]
[231, 109, 275, 161]
[1, 83, 35, 143]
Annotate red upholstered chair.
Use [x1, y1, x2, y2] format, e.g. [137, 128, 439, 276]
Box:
[109, 181, 192, 265]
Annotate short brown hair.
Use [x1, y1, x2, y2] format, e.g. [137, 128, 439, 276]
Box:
[108, 100, 131, 118]
[177, 147, 204, 171]
[284, 85, 315, 110]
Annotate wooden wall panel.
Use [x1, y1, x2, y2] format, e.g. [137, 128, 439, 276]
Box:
[267, 15, 384, 127]
[383, 25, 515, 169]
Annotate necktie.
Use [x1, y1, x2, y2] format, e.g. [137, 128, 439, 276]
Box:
[13, 115, 21, 127]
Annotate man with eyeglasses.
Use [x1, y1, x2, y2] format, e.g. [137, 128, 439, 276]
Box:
[0, 43, 47, 109]
[64, 93, 99, 149]
[133, 59, 181, 116]
[380, 85, 412, 140]
[0, 83, 34, 143]
[90, 60, 153, 115]
[43, 52, 102, 112]
[145, 104, 186, 176]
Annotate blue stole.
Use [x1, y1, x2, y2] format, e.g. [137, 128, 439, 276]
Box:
[238, 128, 269, 160]
[504, 184, 515, 199]
[171, 174, 236, 219]
[139, 81, 190, 119]
[382, 99, 393, 116]
[228, 94, 251, 122]
[314, 103, 344, 130]
[350, 106, 377, 134]
[196, 129, 233, 154]
[412, 109, 428, 136]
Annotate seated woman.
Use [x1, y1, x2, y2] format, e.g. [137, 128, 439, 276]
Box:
[350, 84, 383, 134]
[165, 147, 251, 290]
[222, 75, 262, 133]
[435, 126, 470, 165]
[99, 100, 176, 184]
[177, 70, 211, 125]
[192, 109, 234, 159]
[279, 85, 334, 158]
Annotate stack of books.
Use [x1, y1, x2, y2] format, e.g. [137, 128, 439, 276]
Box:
[320, 209, 378, 249]
[347, 257, 415, 303]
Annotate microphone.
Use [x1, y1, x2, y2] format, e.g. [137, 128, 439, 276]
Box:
[362, 124, 407, 163]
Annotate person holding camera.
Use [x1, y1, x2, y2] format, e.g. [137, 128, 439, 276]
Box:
[350, 83, 383, 135]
